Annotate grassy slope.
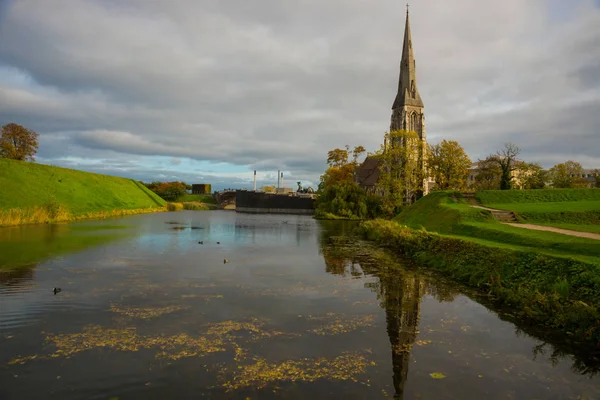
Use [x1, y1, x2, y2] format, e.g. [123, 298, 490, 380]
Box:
[176, 193, 217, 204]
[394, 191, 600, 264]
[0, 159, 166, 214]
[477, 189, 600, 227]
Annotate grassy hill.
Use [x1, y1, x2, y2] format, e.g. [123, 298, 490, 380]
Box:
[0, 159, 166, 225]
[394, 190, 600, 264]
[477, 188, 600, 233]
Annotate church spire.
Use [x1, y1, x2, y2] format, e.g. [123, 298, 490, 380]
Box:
[392, 7, 423, 109]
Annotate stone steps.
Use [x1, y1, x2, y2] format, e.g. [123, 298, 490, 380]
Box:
[491, 210, 517, 222]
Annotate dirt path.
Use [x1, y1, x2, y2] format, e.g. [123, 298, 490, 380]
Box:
[503, 223, 600, 240]
[466, 201, 600, 240]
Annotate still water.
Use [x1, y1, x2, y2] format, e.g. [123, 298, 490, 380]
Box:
[0, 211, 599, 399]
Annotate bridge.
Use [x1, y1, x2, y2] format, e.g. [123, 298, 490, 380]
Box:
[214, 189, 238, 209]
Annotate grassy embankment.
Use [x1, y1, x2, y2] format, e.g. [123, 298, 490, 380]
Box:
[477, 188, 600, 234]
[167, 193, 219, 211]
[0, 159, 166, 226]
[361, 189, 600, 343]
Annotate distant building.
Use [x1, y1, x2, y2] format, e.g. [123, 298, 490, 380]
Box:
[192, 184, 212, 194]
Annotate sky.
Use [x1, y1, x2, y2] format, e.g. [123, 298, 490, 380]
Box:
[0, 0, 599, 190]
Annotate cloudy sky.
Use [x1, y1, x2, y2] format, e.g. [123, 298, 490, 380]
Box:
[1, 0, 599, 190]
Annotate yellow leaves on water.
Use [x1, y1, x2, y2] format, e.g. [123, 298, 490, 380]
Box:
[8, 325, 227, 365]
[430, 372, 446, 379]
[415, 340, 432, 346]
[307, 313, 375, 336]
[109, 304, 189, 319]
[222, 352, 373, 391]
[8, 318, 294, 366]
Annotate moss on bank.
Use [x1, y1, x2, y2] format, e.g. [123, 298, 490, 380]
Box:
[359, 219, 600, 344]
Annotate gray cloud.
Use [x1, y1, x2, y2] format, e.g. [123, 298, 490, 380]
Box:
[0, 0, 599, 188]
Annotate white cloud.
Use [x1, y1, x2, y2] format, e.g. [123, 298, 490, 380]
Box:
[0, 0, 599, 188]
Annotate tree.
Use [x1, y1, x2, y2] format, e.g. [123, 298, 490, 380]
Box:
[260, 185, 276, 193]
[376, 130, 425, 215]
[319, 145, 366, 190]
[150, 181, 187, 201]
[515, 162, 547, 189]
[483, 143, 521, 190]
[0, 123, 40, 161]
[593, 169, 600, 188]
[472, 158, 502, 190]
[548, 161, 587, 188]
[427, 140, 471, 191]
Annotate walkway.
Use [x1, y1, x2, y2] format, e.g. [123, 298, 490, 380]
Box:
[503, 223, 600, 240]
[462, 193, 600, 241]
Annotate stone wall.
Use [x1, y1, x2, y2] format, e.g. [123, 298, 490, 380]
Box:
[236, 190, 315, 215]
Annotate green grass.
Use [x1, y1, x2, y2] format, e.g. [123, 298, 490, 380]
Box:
[477, 188, 600, 204]
[476, 188, 600, 228]
[176, 193, 216, 204]
[394, 191, 600, 264]
[0, 159, 166, 215]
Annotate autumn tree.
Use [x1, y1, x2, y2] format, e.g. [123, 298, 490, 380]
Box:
[548, 161, 588, 188]
[516, 162, 547, 189]
[427, 140, 471, 191]
[315, 144, 380, 219]
[376, 130, 426, 215]
[0, 123, 40, 161]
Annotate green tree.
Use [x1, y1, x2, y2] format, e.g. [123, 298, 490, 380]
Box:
[376, 130, 426, 215]
[549, 161, 587, 188]
[0, 123, 40, 161]
[516, 162, 547, 189]
[483, 143, 521, 190]
[472, 158, 502, 190]
[427, 139, 471, 191]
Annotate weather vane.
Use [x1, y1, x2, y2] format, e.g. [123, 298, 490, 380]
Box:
[406, 3, 410, 14]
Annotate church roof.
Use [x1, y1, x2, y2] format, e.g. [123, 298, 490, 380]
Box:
[356, 156, 382, 187]
[392, 9, 424, 109]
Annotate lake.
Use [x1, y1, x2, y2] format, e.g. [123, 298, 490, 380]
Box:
[1, 211, 598, 399]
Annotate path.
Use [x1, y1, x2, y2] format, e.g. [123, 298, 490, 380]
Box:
[462, 192, 600, 241]
[503, 223, 600, 240]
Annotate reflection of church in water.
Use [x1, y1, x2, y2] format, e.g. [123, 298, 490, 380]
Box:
[320, 241, 425, 399]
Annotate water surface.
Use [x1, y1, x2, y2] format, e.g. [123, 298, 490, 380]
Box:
[1, 211, 599, 399]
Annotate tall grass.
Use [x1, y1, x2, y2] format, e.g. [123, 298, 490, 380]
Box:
[0, 205, 166, 227]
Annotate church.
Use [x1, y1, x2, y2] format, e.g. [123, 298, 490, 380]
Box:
[357, 7, 433, 197]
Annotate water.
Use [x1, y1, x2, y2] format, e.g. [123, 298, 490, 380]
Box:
[0, 211, 598, 399]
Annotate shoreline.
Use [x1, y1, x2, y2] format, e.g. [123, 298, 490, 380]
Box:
[359, 219, 600, 347]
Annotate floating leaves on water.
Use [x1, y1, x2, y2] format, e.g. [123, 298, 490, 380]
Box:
[8, 318, 294, 366]
[430, 372, 446, 379]
[110, 304, 189, 319]
[307, 313, 375, 336]
[222, 352, 374, 391]
[9, 325, 227, 365]
[415, 340, 432, 346]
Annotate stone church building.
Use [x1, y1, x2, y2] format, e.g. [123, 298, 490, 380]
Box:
[357, 8, 433, 196]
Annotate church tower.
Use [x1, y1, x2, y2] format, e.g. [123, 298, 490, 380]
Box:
[389, 8, 425, 141]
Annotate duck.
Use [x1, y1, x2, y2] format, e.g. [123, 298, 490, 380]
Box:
[223, 259, 229, 264]
[53, 287, 62, 295]
[198, 241, 204, 244]
[217, 241, 221, 244]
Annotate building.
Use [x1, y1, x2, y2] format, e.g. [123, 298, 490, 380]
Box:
[357, 7, 433, 198]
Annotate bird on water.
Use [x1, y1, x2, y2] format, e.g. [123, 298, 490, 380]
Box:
[223, 259, 229, 264]
[53, 287, 62, 295]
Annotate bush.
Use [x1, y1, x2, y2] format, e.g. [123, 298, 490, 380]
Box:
[152, 182, 187, 201]
[166, 202, 183, 211]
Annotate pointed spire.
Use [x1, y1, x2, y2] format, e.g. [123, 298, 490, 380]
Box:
[392, 6, 423, 109]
